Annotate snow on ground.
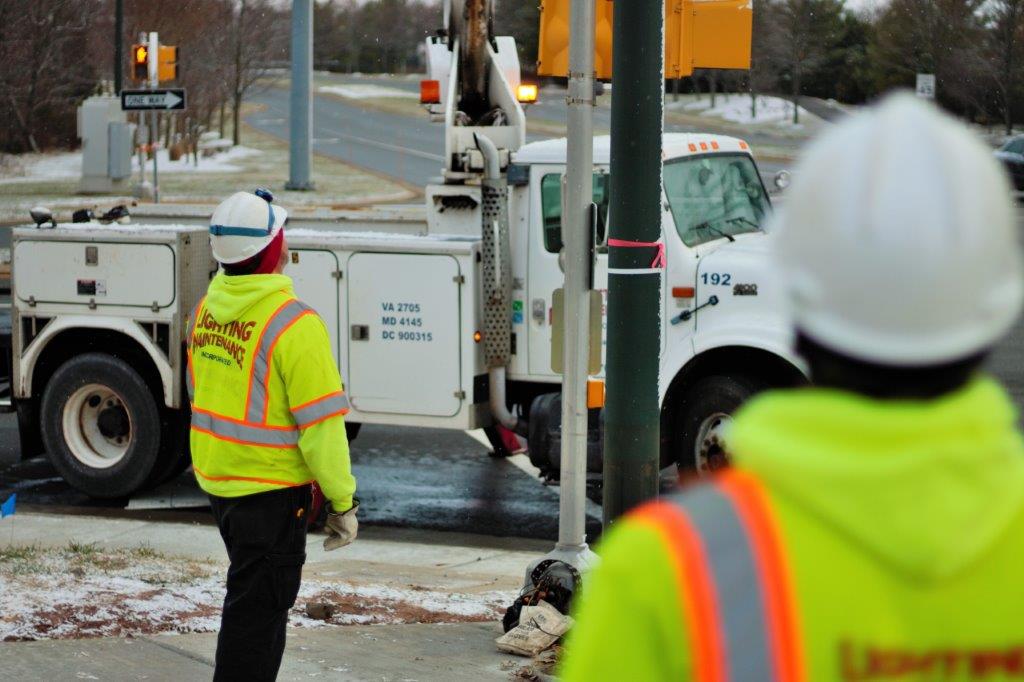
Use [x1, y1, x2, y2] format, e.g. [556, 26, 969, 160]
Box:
[0, 145, 261, 185]
[138, 144, 262, 175]
[318, 84, 417, 100]
[669, 94, 811, 127]
[0, 544, 512, 642]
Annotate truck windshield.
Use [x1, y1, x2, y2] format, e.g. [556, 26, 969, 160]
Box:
[663, 153, 769, 247]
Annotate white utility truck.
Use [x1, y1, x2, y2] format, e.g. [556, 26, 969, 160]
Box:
[2, 0, 803, 498]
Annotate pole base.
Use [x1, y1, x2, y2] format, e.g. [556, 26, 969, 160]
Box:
[521, 543, 599, 591]
[284, 180, 316, 191]
[131, 182, 154, 200]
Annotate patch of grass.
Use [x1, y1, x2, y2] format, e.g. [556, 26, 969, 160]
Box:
[0, 543, 40, 561]
[0, 102, 414, 222]
[0, 543, 219, 586]
[155, 118, 414, 206]
[131, 543, 164, 560]
[65, 541, 99, 556]
[0, 543, 47, 576]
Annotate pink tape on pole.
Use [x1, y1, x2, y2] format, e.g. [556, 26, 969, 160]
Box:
[607, 238, 666, 269]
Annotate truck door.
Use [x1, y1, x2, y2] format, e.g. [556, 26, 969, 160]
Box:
[346, 252, 463, 417]
[527, 165, 611, 378]
[288, 249, 342, 364]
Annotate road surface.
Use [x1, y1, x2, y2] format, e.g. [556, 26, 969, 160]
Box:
[244, 76, 795, 190]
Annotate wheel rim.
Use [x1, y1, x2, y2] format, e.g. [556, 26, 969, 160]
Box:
[695, 412, 732, 474]
[62, 383, 132, 469]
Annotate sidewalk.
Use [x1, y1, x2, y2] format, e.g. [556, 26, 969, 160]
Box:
[1, 511, 553, 680]
[5, 622, 522, 681]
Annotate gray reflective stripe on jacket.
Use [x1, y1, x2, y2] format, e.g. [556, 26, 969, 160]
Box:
[663, 484, 775, 682]
[245, 299, 313, 423]
[291, 391, 350, 428]
[191, 409, 299, 447]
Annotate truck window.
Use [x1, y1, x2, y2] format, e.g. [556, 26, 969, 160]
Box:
[663, 153, 769, 247]
[540, 173, 610, 253]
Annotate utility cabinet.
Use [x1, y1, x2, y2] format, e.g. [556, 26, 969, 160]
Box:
[346, 252, 464, 418]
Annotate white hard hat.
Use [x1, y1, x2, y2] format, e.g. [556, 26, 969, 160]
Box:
[771, 93, 1022, 366]
[209, 188, 288, 265]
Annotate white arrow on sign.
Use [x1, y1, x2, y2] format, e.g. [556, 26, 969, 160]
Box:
[124, 91, 183, 109]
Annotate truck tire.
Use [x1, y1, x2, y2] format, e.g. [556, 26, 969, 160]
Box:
[40, 353, 162, 499]
[674, 375, 766, 474]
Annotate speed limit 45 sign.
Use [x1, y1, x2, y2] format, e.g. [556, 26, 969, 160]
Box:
[916, 74, 936, 99]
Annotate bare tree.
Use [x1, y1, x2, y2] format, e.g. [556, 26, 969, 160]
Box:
[766, 0, 845, 123]
[0, 0, 101, 152]
[749, 0, 779, 119]
[227, 0, 286, 145]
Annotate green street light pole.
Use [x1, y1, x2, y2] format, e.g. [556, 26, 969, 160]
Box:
[603, 0, 664, 526]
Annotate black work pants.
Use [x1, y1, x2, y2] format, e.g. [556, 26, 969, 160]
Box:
[208, 485, 311, 682]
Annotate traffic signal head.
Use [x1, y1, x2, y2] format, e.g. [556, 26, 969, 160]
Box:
[132, 44, 148, 80]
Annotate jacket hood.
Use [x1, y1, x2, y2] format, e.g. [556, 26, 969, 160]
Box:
[730, 377, 1024, 582]
[203, 272, 294, 324]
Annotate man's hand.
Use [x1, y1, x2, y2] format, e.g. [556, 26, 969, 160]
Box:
[324, 500, 358, 551]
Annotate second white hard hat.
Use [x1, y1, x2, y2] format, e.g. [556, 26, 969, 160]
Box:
[209, 189, 288, 265]
[771, 93, 1022, 366]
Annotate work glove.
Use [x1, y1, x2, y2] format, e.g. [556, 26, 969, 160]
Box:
[323, 499, 359, 551]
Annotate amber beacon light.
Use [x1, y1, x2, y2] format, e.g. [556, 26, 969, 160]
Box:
[516, 83, 539, 104]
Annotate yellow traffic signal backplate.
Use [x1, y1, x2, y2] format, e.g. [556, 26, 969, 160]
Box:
[538, 0, 752, 79]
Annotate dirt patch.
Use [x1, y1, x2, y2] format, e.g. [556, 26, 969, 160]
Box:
[298, 588, 501, 627]
[1, 543, 513, 641]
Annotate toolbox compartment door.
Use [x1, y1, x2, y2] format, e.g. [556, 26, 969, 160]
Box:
[14, 240, 175, 309]
[288, 249, 341, 364]
[347, 252, 462, 417]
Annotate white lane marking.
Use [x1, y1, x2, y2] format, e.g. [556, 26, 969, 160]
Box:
[317, 127, 444, 162]
[466, 428, 492, 450]
[508, 454, 542, 479]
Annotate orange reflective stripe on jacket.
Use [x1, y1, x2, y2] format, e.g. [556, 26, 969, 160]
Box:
[185, 296, 205, 403]
[629, 470, 806, 682]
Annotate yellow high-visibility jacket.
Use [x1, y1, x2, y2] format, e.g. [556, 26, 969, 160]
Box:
[562, 378, 1024, 681]
[187, 272, 356, 511]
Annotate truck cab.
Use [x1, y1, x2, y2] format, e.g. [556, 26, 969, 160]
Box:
[505, 133, 804, 476]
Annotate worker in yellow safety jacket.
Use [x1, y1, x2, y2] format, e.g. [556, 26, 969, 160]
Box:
[188, 189, 357, 682]
[561, 94, 1024, 681]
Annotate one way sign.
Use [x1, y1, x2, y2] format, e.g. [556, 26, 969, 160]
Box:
[121, 89, 186, 111]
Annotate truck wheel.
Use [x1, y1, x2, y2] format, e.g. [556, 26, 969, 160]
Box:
[40, 353, 161, 499]
[675, 375, 766, 474]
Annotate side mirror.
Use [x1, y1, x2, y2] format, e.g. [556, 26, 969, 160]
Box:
[30, 206, 55, 229]
[773, 170, 792, 192]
